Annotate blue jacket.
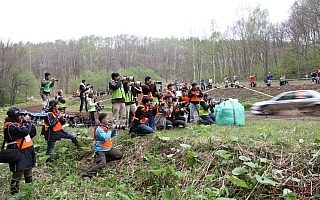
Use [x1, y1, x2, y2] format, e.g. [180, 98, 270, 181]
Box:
[94, 127, 117, 152]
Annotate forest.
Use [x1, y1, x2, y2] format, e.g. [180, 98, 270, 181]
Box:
[0, 0, 319, 106]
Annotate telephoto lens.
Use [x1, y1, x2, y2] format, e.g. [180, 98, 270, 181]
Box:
[114, 124, 126, 130]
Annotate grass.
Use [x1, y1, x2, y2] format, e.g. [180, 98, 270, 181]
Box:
[0, 119, 320, 199]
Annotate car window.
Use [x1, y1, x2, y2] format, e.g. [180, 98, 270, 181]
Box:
[294, 91, 313, 99]
[277, 92, 295, 101]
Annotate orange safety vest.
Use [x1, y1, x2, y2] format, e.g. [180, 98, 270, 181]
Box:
[43, 112, 63, 132]
[135, 104, 149, 124]
[190, 90, 201, 102]
[93, 125, 112, 149]
[180, 95, 190, 102]
[3, 122, 33, 150]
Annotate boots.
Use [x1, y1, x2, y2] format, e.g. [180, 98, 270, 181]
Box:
[72, 138, 79, 147]
[25, 176, 33, 183]
[10, 180, 19, 195]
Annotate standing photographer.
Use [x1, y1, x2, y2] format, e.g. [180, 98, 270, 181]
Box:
[43, 100, 79, 163]
[39, 72, 57, 110]
[109, 72, 126, 125]
[2, 107, 36, 195]
[79, 80, 90, 113]
[81, 113, 123, 180]
[55, 89, 66, 113]
[142, 76, 159, 102]
[124, 81, 137, 127]
[188, 83, 203, 123]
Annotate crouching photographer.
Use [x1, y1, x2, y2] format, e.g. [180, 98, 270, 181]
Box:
[198, 94, 215, 125]
[178, 89, 190, 122]
[156, 95, 177, 129]
[172, 101, 187, 128]
[81, 113, 123, 180]
[42, 100, 79, 163]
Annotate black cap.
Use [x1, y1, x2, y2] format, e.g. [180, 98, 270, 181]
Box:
[7, 107, 21, 118]
[48, 99, 58, 109]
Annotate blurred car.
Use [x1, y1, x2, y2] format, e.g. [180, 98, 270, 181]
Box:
[251, 90, 320, 115]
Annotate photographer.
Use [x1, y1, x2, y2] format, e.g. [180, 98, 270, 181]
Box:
[188, 83, 203, 123]
[79, 80, 90, 112]
[142, 76, 159, 102]
[133, 97, 157, 134]
[198, 94, 215, 125]
[165, 83, 177, 97]
[43, 100, 79, 163]
[124, 81, 137, 127]
[157, 95, 175, 129]
[178, 89, 190, 122]
[55, 89, 66, 113]
[132, 82, 142, 105]
[87, 93, 99, 123]
[81, 113, 123, 180]
[3, 107, 36, 195]
[171, 100, 187, 128]
[39, 72, 57, 110]
[109, 72, 126, 125]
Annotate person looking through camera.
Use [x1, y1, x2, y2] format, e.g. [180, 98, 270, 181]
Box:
[87, 93, 99, 124]
[157, 95, 175, 129]
[55, 89, 66, 113]
[79, 80, 90, 112]
[198, 94, 215, 125]
[142, 76, 159, 102]
[124, 81, 137, 127]
[165, 83, 177, 97]
[42, 100, 79, 163]
[2, 107, 37, 195]
[109, 72, 126, 125]
[133, 97, 157, 135]
[81, 113, 123, 180]
[39, 72, 57, 111]
[178, 89, 190, 122]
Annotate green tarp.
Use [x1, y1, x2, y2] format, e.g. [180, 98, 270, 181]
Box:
[214, 99, 245, 126]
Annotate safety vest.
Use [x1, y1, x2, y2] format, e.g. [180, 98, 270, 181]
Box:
[180, 95, 190, 102]
[190, 90, 201, 102]
[93, 125, 112, 149]
[87, 97, 96, 111]
[135, 104, 149, 124]
[56, 95, 66, 108]
[43, 112, 63, 131]
[124, 89, 134, 103]
[111, 84, 125, 100]
[3, 122, 33, 150]
[41, 79, 52, 93]
[199, 100, 210, 116]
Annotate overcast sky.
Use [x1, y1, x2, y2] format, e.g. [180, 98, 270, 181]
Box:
[1, 0, 296, 43]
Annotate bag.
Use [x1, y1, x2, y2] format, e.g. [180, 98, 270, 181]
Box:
[155, 113, 166, 130]
[214, 99, 245, 126]
[0, 124, 24, 163]
[129, 119, 140, 133]
[0, 149, 21, 163]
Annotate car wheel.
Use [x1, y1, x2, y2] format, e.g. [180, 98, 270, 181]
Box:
[261, 106, 272, 115]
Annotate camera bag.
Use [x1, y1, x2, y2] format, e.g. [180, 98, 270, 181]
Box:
[0, 127, 24, 163]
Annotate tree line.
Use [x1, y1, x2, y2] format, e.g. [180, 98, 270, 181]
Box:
[0, 0, 319, 106]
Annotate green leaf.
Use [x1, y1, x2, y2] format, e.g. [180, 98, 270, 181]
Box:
[243, 162, 260, 168]
[229, 136, 239, 142]
[291, 177, 300, 182]
[166, 154, 175, 158]
[239, 156, 251, 162]
[258, 158, 270, 163]
[215, 150, 231, 159]
[148, 169, 163, 176]
[315, 136, 320, 143]
[298, 139, 304, 143]
[232, 167, 248, 175]
[228, 175, 249, 188]
[254, 174, 278, 186]
[216, 197, 237, 200]
[159, 136, 170, 141]
[179, 143, 191, 149]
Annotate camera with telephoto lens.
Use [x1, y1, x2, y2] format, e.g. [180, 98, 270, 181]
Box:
[107, 122, 126, 130]
[154, 81, 162, 84]
[52, 78, 59, 82]
[176, 102, 186, 107]
[61, 113, 74, 119]
[132, 81, 141, 87]
[123, 76, 134, 81]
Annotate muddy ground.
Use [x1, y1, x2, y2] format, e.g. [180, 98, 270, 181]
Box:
[19, 83, 320, 121]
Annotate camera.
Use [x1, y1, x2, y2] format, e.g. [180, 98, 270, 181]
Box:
[61, 114, 74, 119]
[159, 102, 165, 106]
[176, 102, 186, 107]
[52, 78, 59, 82]
[132, 81, 141, 87]
[154, 81, 162, 84]
[107, 123, 126, 130]
[123, 76, 134, 81]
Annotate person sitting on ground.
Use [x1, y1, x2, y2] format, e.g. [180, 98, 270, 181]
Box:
[43, 100, 79, 163]
[178, 89, 190, 122]
[198, 94, 215, 125]
[234, 79, 240, 88]
[55, 89, 67, 113]
[133, 97, 157, 135]
[81, 113, 123, 180]
[171, 101, 187, 128]
[280, 75, 289, 86]
[157, 95, 175, 129]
